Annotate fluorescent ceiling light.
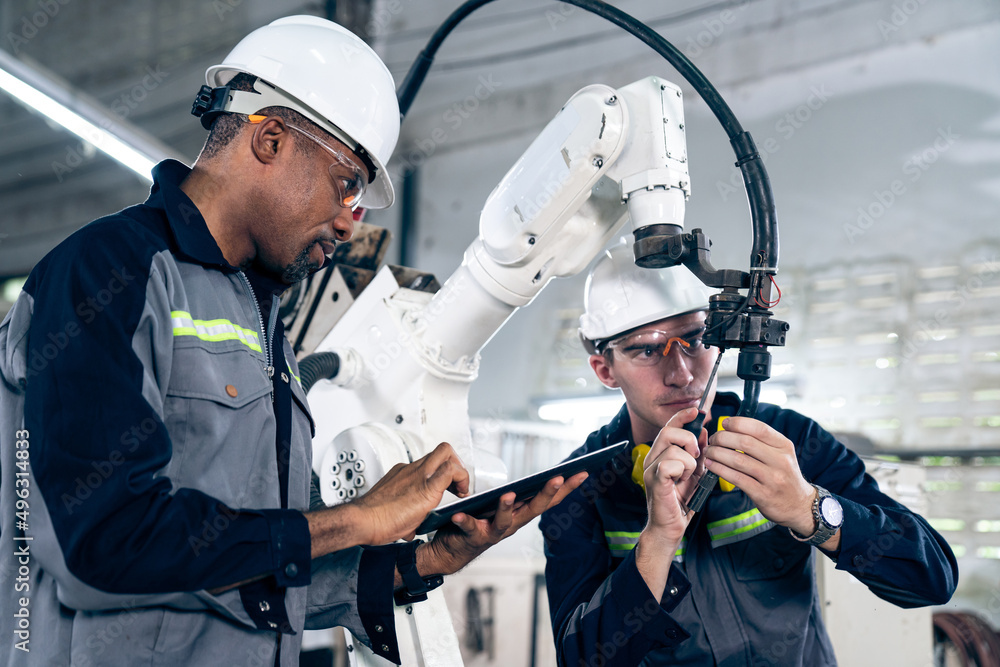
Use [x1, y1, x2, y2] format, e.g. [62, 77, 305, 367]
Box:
[537, 394, 623, 424]
[0, 67, 156, 180]
[0, 50, 176, 182]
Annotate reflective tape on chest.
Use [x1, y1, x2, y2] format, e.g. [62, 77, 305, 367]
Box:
[706, 507, 775, 547]
[171, 310, 262, 353]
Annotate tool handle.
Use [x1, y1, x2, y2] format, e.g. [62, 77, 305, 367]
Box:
[685, 471, 718, 513]
[680, 410, 712, 512]
[681, 411, 706, 438]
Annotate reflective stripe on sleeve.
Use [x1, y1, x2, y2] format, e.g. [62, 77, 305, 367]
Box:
[605, 531, 685, 563]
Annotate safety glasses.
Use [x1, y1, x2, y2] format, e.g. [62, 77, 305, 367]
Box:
[244, 115, 367, 211]
[287, 124, 367, 211]
[605, 327, 710, 366]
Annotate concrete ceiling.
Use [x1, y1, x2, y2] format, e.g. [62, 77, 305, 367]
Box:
[0, 0, 318, 278]
[2, 0, 997, 279]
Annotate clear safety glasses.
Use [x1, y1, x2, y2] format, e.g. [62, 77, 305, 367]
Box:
[243, 114, 367, 211]
[604, 327, 710, 366]
[287, 124, 367, 211]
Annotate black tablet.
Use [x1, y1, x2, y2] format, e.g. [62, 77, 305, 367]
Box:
[416, 440, 629, 534]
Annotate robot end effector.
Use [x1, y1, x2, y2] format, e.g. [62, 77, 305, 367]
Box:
[614, 86, 788, 389]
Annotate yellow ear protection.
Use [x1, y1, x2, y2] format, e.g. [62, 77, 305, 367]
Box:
[631, 444, 651, 492]
[716, 416, 737, 492]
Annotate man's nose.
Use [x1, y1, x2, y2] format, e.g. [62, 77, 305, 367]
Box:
[661, 349, 694, 387]
[332, 207, 355, 242]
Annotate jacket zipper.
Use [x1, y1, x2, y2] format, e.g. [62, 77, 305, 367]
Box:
[238, 271, 275, 400]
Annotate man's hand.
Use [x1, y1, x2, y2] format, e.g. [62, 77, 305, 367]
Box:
[412, 472, 589, 579]
[703, 417, 816, 534]
[307, 442, 470, 558]
[635, 407, 707, 598]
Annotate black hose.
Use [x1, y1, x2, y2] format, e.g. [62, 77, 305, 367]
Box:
[732, 132, 778, 270]
[298, 351, 341, 394]
[737, 379, 761, 418]
[397, 0, 495, 116]
[398, 0, 743, 137]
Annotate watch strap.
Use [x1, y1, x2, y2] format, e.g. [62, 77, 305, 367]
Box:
[789, 484, 840, 546]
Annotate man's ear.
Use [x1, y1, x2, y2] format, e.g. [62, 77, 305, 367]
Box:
[250, 116, 290, 164]
[589, 354, 620, 389]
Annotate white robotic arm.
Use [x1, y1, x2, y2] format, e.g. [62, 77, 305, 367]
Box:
[301, 75, 690, 666]
[471, 75, 689, 310]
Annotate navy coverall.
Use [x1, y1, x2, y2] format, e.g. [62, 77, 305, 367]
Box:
[540, 392, 958, 666]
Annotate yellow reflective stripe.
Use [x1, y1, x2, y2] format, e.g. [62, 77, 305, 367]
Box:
[605, 530, 640, 551]
[706, 507, 775, 545]
[707, 507, 761, 530]
[286, 360, 301, 385]
[711, 516, 771, 542]
[604, 532, 685, 558]
[170, 310, 262, 353]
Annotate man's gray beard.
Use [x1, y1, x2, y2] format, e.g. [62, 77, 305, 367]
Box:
[281, 242, 321, 284]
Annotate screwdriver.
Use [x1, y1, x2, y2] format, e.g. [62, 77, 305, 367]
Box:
[682, 351, 723, 513]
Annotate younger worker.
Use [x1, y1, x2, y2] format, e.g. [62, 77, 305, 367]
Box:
[541, 242, 957, 665]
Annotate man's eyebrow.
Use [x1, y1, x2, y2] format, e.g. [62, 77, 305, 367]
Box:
[679, 325, 707, 339]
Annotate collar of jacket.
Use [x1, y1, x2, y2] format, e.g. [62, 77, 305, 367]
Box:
[145, 159, 237, 271]
[146, 159, 336, 282]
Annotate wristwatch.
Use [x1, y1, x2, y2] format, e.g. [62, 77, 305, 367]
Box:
[789, 484, 844, 547]
[393, 539, 444, 605]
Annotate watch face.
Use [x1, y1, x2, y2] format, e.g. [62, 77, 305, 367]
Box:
[820, 496, 844, 527]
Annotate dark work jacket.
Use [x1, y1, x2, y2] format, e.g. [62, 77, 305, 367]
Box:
[0, 160, 401, 666]
[540, 392, 958, 666]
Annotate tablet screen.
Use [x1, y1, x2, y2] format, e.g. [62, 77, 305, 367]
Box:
[416, 440, 629, 534]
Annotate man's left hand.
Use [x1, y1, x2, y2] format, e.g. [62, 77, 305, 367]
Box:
[703, 417, 816, 535]
[415, 472, 588, 577]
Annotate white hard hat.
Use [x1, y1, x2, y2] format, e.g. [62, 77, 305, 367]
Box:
[579, 241, 715, 352]
[199, 15, 399, 208]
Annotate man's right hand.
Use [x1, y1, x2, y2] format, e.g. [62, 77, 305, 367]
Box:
[307, 442, 470, 558]
[634, 407, 706, 598]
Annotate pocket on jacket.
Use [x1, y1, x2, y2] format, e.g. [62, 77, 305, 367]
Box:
[166, 344, 271, 407]
[162, 344, 274, 506]
[727, 526, 811, 582]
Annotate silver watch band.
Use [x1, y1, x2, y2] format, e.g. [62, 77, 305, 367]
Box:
[788, 484, 841, 546]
